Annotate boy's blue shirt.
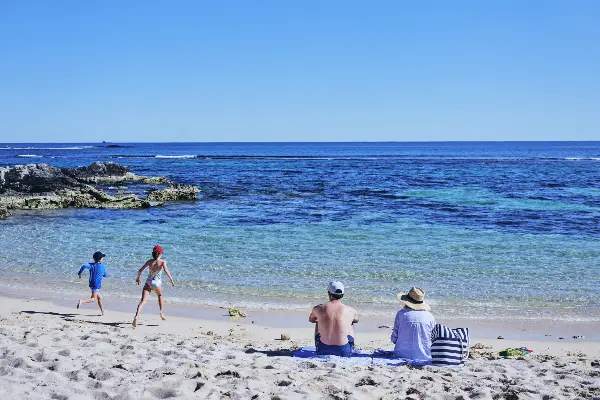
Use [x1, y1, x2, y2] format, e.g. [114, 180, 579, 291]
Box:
[78, 262, 107, 290]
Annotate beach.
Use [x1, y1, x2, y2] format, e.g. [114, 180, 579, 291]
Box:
[1, 142, 600, 399]
[0, 292, 599, 400]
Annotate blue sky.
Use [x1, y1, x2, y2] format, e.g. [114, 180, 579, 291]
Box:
[0, 1, 598, 142]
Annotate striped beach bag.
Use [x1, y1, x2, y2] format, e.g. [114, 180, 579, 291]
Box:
[430, 324, 470, 366]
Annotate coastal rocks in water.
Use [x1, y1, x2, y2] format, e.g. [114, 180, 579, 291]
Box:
[0, 206, 9, 219]
[572, 335, 585, 339]
[143, 176, 170, 184]
[67, 161, 170, 185]
[0, 162, 196, 217]
[1, 164, 83, 193]
[1, 187, 154, 211]
[280, 334, 290, 341]
[497, 336, 505, 340]
[62, 189, 154, 209]
[147, 185, 200, 202]
[69, 161, 161, 184]
[74, 161, 129, 178]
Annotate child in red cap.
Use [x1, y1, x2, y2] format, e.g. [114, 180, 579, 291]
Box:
[132, 245, 175, 328]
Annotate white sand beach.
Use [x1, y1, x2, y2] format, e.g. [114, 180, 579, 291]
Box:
[0, 294, 599, 400]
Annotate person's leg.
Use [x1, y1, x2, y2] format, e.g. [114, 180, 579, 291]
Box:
[96, 292, 105, 315]
[132, 287, 150, 328]
[314, 333, 322, 354]
[77, 291, 97, 309]
[155, 287, 166, 320]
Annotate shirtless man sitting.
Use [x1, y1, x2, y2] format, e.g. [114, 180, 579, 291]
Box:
[309, 281, 359, 357]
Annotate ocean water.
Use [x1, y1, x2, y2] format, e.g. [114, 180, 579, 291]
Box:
[0, 142, 599, 322]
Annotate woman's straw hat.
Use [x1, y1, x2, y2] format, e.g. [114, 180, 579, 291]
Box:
[396, 287, 431, 311]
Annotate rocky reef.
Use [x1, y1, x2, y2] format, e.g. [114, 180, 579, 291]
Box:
[0, 162, 200, 219]
[147, 184, 200, 202]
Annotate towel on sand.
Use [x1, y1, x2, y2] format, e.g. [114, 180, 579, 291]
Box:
[293, 347, 431, 366]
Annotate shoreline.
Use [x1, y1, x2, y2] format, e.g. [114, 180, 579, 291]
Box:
[1, 285, 598, 343]
[1, 292, 600, 356]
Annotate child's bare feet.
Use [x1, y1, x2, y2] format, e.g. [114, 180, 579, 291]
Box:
[132, 317, 137, 328]
[160, 313, 166, 321]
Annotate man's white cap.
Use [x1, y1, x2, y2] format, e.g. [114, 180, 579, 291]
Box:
[328, 281, 345, 295]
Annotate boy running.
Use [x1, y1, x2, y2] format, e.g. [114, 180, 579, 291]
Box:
[76, 251, 108, 315]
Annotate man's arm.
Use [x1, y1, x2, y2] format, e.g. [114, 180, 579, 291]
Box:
[309, 305, 320, 323]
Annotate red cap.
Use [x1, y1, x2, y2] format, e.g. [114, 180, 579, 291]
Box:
[153, 245, 163, 254]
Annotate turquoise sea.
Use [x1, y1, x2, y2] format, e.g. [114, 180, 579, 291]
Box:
[0, 142, 599, 322]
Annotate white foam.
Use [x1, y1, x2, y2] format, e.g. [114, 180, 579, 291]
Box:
[17, 154, 43, 158]
[155, 155, 196, 159]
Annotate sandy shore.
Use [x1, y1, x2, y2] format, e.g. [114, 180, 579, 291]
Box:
[0, 294, 599, 400]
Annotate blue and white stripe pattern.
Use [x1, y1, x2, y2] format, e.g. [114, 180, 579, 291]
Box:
[430, 324, 470, 366]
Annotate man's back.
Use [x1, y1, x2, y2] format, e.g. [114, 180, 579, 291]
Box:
[312, 301, 357, 345]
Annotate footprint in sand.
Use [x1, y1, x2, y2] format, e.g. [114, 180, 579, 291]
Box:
[151, 388, 180, 399]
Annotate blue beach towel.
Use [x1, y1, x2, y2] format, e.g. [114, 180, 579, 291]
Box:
[293, 347, 373, 366]
[293, 346, 369, 359]
[293, 347, 429, 366]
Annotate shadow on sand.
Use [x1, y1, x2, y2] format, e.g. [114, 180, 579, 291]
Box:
[245, 348, 295, 357]
[20, 310, 158, 327]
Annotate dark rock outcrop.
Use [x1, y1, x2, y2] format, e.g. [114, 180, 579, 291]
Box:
[0, 206, 9, 219]
[0, 162, 198, 219]
[65, 161, 151, 184]
[74, 161, 129, 178]
[1, 164, 84, 194]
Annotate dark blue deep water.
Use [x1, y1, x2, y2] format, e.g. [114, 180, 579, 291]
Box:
[1, 142, 599, 321]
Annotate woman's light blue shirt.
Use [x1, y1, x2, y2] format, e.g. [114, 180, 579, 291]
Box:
[390, 308, 436, 362]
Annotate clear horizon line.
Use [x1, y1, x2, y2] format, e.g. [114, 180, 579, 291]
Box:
[1, 140, 600, 144]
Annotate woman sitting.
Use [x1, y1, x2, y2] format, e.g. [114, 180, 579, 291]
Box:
[390, 287, 436, 363]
